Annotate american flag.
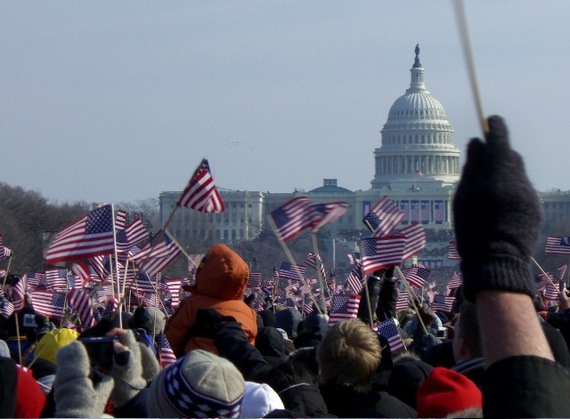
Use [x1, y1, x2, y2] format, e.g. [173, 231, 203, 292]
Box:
[270, 197, 314, 242]
[177, 158, 225, 213]
[30, 290, 66, 319]
[395, 290, 410, 311]
[70, 262, 91, 287]
[346, 263, 364, 294]
[116, 218, 149, 254]
[534, 273, 551, 292]
[45, 205, 115, 265]
[67, 289, 94, 329]
[131, 232, 181, 277]
[431, 295, 455, 313]
[376, 318, 405, 353]
[447, 272, 462, 290]
[328, 293, 361, 326]
[558, 264, 568, 281]
[247, 272, 262, 290]
[363, 197, 404, 237]
[188, 253, 205, 271]
[46, 269, 69, 291]
[305, 253, 326, 280]
[347, 252, 360, 266]
[398, 223, 426, 261]
[0, 234, 12, 261]
[543, 280, 560, 301]
[158, 333, 177, 368]
[448, 240, 460, 260]
[1, 297, 14, 317]
[12, 276, 27, 312]
[164, 278, 182, 309]
[309, 202, 348, 233]
[26, 272, 45, 289]
[360, 236, 406, 275]
[546, 236, 570, 255]
[402, 265, 430, 289]
[278, 262, 306, 282]
[133, 271, 160, 294]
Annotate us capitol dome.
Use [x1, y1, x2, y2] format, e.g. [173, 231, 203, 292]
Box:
[371, 44, 460, 190]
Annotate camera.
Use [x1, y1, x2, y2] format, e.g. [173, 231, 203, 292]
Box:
[79, 337, 117, 367]
[436, 327, 448, 340]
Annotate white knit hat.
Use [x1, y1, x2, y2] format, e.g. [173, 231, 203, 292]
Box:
[239, 381, 285, 418]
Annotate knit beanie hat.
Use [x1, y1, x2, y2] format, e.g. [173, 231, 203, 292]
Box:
[35, 328, 79, 365]
[416, 367, 482, 418]
[147, 349, 245, 418]
[388, 356, 433, 409]
[128, 306, 166, 336]
[239, 381, 284, 418]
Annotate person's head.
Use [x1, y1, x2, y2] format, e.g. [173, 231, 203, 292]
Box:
[147, 349, 245, 418]
[317, 318, 381, 392]
[190, 244, 250, 300]
[452, 301, 482, 363]
[418, 303, 437, 329]
[128, 306, 166, 336]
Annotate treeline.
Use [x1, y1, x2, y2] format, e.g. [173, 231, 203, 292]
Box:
[0, 183, 160, 275]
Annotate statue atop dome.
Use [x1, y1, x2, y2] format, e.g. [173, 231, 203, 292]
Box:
[413, 44, 422, 68]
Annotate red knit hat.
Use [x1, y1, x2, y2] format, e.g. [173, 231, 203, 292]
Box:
[416, 367, 482, 418]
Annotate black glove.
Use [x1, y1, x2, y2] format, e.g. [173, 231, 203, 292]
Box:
[189, 308, 237, 339]
[453, 116, 542, 301]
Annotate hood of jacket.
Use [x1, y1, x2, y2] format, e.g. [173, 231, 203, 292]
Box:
[189, 244, 249, 300]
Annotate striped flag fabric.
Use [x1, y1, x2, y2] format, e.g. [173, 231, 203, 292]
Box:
[133, 232, 182, 277]
[447, 272, 462, 290]
[1, 297, 14, 317]
[402, 265, 430, 289]
[30, 290, 66, 319]
[26, 272, 45, 289]
[309, 201, 348, 233]
[360, 236, 406, 275]
[376, 318, 405, 353]
[45, 205, 115, 265]
[346, 263, 364, 294]
[46, 269, 69, 291]
[395, 290, 410, 311]
[164, 278, 182, 309]
[270, 197, 314, 242]
[305, 253, 326, 280]
[347, 253, 360, 266]
[448, 240, 460, 260]
[534, 273, 551, 292]
[0, 234, 12, 261]
[558, 264, 568, 281]
[116, 218, 149, 254]
[546, 236, 570, 255]
[432, 295, 455, 313]
[543, 280, 560, 301]
[278, 262, 306, 282]
[177, 158, 225, 213]
[328, 293, 361, 326]
[398, 223, 426, 261]
[363, 197, 404, 237]
[12, 276, 27, 312]
[247, 272, 262, 290]
[158, 333, 177, 368]
[67, 289, 95, 330]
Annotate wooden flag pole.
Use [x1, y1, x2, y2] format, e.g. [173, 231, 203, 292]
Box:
[452, 0, 489, 136]
[395, 266, 428, 335]
[1, 255, 13, 290]
[310, 233, 328, 314]
[266, 215, 324, 315]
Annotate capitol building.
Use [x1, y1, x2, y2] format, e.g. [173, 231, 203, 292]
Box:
[160, 46, 570, 270]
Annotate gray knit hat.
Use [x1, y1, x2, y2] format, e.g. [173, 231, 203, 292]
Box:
[147, 349, 245, 418]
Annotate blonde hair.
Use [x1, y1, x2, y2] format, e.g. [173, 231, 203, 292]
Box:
[317, 319, 381, 392]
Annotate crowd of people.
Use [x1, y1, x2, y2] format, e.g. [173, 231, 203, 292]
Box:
[2, 116, 570, 417]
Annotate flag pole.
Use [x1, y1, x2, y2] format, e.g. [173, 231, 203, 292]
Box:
[395, 266, 428, 335]
[532, 257, 560, 290]
[266, 215, 324, 315]
[355, 240, 375, 327]
[1, 255, 13, 290]
[310, 233, 328, 314]
[452, 0, 489, 136]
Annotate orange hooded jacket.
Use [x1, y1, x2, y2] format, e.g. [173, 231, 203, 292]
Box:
[165, 244, 258, 356]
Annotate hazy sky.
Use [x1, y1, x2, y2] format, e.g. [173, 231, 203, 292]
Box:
[2, 1, 569, 204]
